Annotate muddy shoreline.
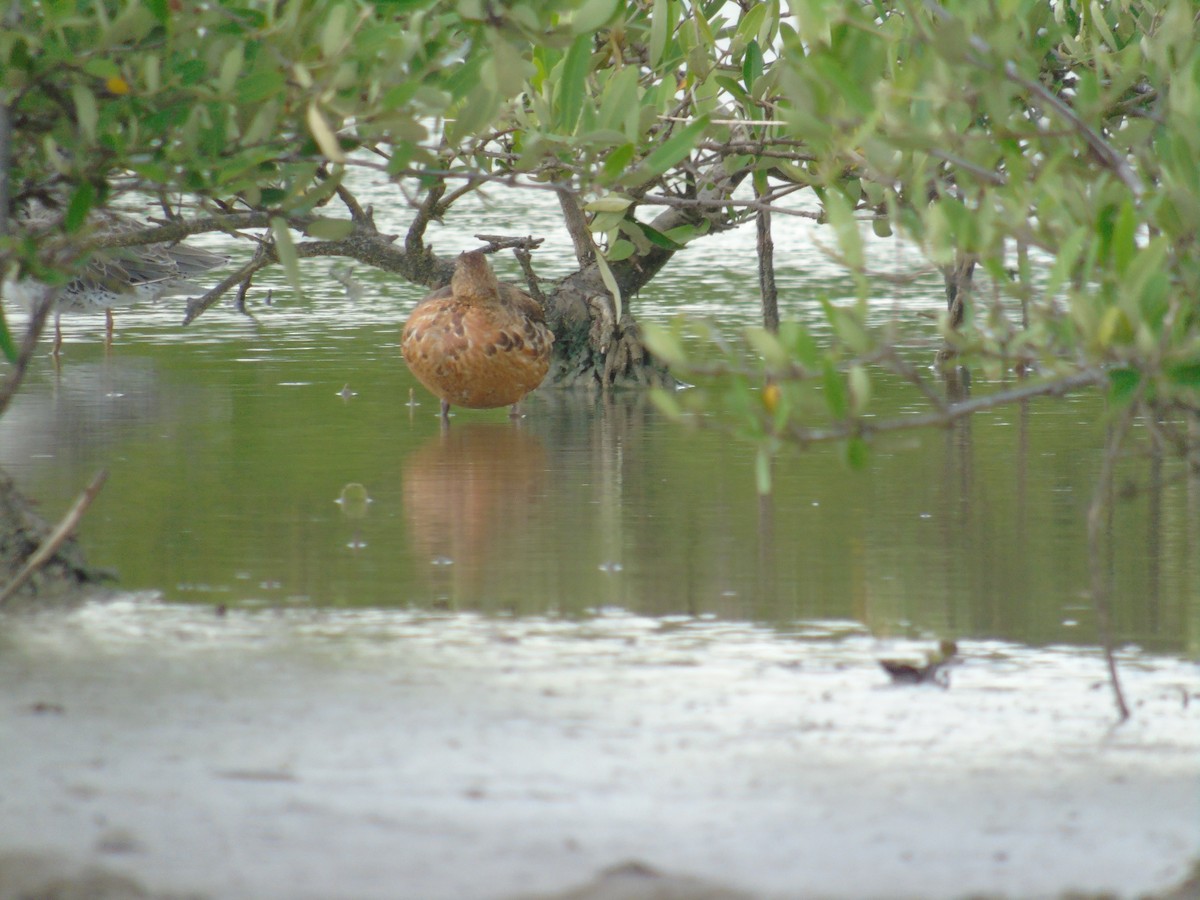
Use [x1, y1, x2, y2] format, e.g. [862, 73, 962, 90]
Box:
[3, 600, 1196, 900]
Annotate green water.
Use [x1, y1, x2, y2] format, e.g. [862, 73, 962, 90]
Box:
[3, 321, 1196, 655]
[2, 186, 1197, 656]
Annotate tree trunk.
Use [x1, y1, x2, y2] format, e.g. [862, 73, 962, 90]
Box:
[542, 247, 676, 390]
[541, 169, 749, 390]
[936, 251, 976, 367]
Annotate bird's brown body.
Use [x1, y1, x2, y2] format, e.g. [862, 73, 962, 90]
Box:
[401, 251, 553, 416]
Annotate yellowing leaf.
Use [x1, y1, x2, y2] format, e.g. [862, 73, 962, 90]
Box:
[306, 102, 345, 162]
[305, 218, 355, 240]
[1097, 305, 1133, 347]
[848, 364, 871, 414]
[71, 83, 98, 141]
[271, 217, 303, 299]
[593, 249, 623, 320]
[585, 195, 634, 213]
[745, 326, 789, 368]
[218, 45, 244, 96]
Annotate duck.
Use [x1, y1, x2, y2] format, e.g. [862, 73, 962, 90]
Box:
[3, 201, 227, 354]
[401, 250, 554, 420]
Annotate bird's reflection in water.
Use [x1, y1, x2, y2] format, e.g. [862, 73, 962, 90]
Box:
[401, 423, 547, 608]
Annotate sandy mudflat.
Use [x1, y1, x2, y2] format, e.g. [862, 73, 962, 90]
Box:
[1, 598, 1197, 899]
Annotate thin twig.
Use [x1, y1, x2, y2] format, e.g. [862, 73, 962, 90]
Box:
[1087, 401, 1136, 723]
[0, 291, 56, 417]
[755, 177, 778, 332]
[511, 246, 546, 306]
[406, 178, 446, 258]
[557, 186, 595, 269]
[184, 245, 275, 324]
[473, 234, 544, 254]
[0, 469, 109, 607]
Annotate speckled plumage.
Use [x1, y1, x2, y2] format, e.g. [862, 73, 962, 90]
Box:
[401, 251, 553, 415]
[3, 201, 227, 352]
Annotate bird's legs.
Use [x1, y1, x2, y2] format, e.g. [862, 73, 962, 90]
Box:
[105, 309, 115, 349]
[51, 314, 63, 358]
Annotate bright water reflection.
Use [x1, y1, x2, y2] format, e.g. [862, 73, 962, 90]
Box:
[1, 184, 1197, 657]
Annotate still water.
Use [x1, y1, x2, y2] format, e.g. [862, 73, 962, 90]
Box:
[1, 185, 1197, 657]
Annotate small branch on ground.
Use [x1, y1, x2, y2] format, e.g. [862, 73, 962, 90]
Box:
[0, 469, 109, 607]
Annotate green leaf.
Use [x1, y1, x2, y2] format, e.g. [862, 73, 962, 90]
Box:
[237, 70, 286, 106]
[305, 218, 355, 240]
[1166, 362, 1200, 389]
[822, 357, 847, 418]
[736, 4, 767, 48]
[71, 83, 98, 142]
[217, 44, 245, 96]
[593, 249, 623, 319]
[585, 195, 634, 213]
[848, 364, 871, 414]
[446, 82, 499, 143]
[635, 221, 685, 250]
[589, 210, 627, 234]
[626, 115, 709, 184]
[715, 75, 751, 110]
[306, 103, 345, 163]
[321, 3, 348, 58]
[1107, 367, 1141, 405]
[488, 34, 530, 97]
[64, 181, 96, 233]
[745, 326, 789, 368]
[821, 189, 863, 271]
[649, 0, 674, 66]
[556, 34, 592, 132]
[607, 238, 636, 261]
[598, 65, 640, 137]
[649, 385, 684, 419]
[1112, 199, 1137, 275]
[0, 304, 17, 364]
[1044, 227, 1087, 301]
[743, 39, 764, 92]
[572, 0, 620, 34]
[641, 321, 687, 368]
[779, 321, 819, 369]
[601, 143, 636, 182]
[271, 217, 303, 299]
[845, 436, 869, 470]
[83, 59, 121, 80]
[755, 446, 773, 495]
[820, 297, 871, 354]
[145, 0, 167, 25]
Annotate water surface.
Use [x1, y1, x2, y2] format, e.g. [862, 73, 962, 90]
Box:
[2, 184, 1196, 653]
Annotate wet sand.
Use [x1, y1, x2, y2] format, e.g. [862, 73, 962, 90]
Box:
[2, 598, 1197, 899]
